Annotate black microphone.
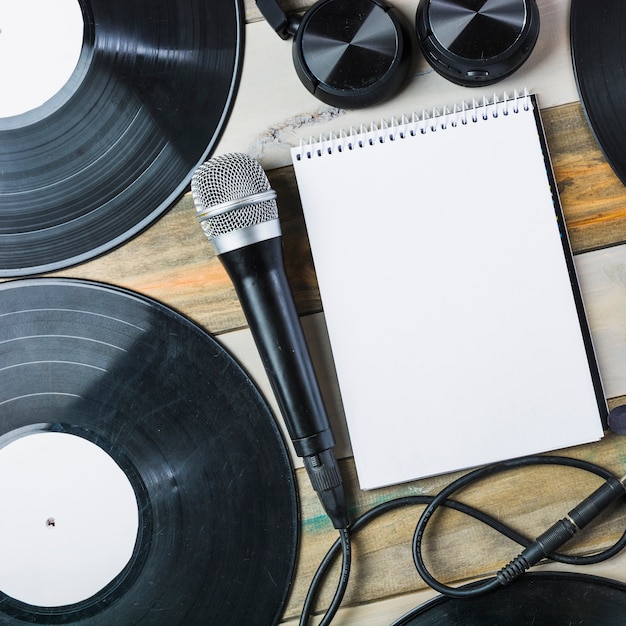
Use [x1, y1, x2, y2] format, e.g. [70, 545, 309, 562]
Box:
[191, 152, 349, 530]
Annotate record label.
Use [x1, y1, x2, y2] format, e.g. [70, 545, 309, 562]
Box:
[0, 0, 84, 117]
[0, 432, 138, 607]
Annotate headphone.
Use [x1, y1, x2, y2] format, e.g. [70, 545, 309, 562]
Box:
[416, 0, 540, 87]
[256, 0, 413, 108]
[256, 0, 540, 106]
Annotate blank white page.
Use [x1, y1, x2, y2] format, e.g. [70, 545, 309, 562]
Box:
[291, 94, 605, 490]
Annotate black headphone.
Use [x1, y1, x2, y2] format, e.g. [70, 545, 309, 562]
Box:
[415, 0, 540, 87]
[256, 0, 413, 108]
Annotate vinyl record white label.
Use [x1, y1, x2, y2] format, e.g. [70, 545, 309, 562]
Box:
[0, 431, 139, 606]
[0, 0, 84, 118]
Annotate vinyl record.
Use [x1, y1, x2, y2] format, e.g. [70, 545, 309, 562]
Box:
[0, 278, 298, 624]
[0, 0, 243, 277]
[394, 572, 626, 625]
[571, 0, 626, 186]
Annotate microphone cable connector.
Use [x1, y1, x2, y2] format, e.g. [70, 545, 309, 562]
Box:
[303, 449, 349, 530]
[497, 474, 626, 585]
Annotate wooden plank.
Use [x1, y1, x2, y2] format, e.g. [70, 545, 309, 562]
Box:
[281, 431, 626, 622]
[282, 548, 626, 625]
[543, 103, 626, 252]
[44, 102, 626, 330]
[43, 167, 320, 335]
[7, 3, 626, 623]
[41, 102, 626, 409]
[575, 249, 626, 398]
[243, 0, 311, 23]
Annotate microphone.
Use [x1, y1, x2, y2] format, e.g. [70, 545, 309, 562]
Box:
[191, 152, 349, 530]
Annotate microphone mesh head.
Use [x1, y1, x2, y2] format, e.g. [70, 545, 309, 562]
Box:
[191, 153, 279, 239]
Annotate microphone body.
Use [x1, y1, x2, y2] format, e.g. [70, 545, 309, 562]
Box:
[219, 238, 333, 455]
[192, 153, 348, 530]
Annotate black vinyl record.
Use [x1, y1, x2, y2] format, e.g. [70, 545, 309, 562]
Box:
[0, 0, 243, 277]
[394, 572, 626, 625]
[571, 0, 626, 186]
[0, 278, 298, 624]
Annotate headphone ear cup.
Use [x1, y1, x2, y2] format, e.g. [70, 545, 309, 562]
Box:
[415, 0, 540, 87]
[291, 0, 413, 108]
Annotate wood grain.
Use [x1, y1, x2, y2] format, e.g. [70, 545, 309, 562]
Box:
[38, 101, 626, 622]
[46, 102, 626, 332]
[543, 103, 626, 253]
[44, 167, 321, 335]
[7, 15, 626, 619]
[244, 0, 312, 23]
[4, 0, 626, 623]
[280, 432, 626, 622]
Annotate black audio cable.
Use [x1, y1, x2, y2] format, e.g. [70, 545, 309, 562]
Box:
[299, 528, 351, 626]
[299, 454, 626, 625]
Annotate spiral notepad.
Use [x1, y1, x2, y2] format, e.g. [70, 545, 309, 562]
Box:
[291, 93, 606, 490]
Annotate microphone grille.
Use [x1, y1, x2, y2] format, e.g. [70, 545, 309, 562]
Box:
[191, 153, 279, 239]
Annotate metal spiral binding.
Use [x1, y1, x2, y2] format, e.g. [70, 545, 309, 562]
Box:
[294, 89, 531, 160]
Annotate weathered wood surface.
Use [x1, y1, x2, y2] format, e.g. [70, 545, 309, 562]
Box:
[281, 429, 626, 624]
[544, 104, 626, 253]
[45, 101, 626, 330]
[7, 0, 626, 622]
[40, 99, 626, 624]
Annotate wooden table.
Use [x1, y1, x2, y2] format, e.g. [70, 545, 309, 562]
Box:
[30, 0, 626, 622]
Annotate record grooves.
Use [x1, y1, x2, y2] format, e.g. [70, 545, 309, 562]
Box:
[0, 278, 298, 624]
[0, 0, 244, 277]
[395, 572, 626, 625]
[571, 0, 626, 187]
